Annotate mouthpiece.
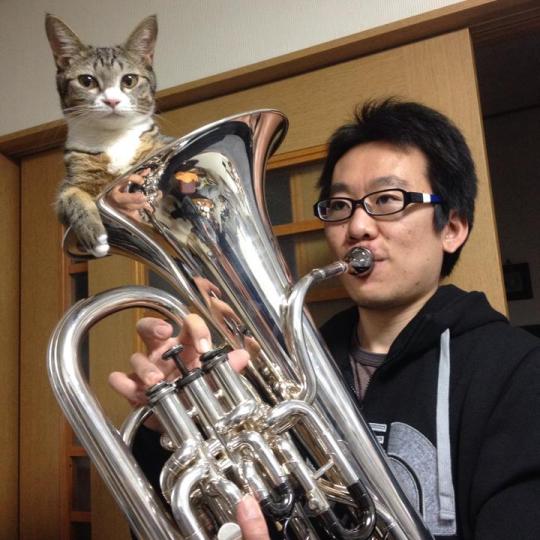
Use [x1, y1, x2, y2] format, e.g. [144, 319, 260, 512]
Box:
[344, 247, 374, 276]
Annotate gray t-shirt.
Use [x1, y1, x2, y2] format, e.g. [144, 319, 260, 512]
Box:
[349, 332, 386, 400]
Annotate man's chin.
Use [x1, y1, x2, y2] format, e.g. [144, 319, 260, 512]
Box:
[343, 280, 400, 310]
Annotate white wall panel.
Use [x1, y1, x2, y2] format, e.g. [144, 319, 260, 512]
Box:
[0, 0, 461, 135]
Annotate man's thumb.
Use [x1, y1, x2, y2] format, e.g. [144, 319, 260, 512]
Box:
[236, 495, 270, 540]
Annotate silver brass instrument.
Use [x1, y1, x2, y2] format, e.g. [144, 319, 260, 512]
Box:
[47, 110, 432, 539]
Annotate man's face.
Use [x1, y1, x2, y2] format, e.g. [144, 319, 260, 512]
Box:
[324, 142, 465, 311]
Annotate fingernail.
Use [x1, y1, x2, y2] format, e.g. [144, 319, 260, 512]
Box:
[199, 338, 211, 353]
[145, 369, 162, 385]
[154, 325, 169, 339]
[240, 495, 260, 519]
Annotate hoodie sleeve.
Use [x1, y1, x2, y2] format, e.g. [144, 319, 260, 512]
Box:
[470, 348, 540, 539]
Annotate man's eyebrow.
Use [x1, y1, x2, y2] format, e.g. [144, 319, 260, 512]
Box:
[328, 181, 350, 195]
[329, 176, 410, 196]
[369, 176, 410, 190]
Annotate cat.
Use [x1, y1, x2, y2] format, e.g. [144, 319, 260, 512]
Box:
[45, 14, 171, 256]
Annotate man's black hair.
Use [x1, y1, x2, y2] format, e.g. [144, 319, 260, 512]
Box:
[317, 98, 477, 277]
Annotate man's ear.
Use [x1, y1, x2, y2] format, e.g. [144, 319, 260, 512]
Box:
[442, 210, 469, 254]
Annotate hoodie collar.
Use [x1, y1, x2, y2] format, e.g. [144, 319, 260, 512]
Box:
[386, 285, 506, 366]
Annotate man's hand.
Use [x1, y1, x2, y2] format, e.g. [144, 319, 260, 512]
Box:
[237, 495, 270, 540]
[107, 169, 153, 221]
[109, 317, 267, 537]
[108, 315, 249, 409]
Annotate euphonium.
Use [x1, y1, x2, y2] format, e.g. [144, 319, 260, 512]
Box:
[47, 110, 432, 540]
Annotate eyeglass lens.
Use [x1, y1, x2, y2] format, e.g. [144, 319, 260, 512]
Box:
[318, 190, 405, 220]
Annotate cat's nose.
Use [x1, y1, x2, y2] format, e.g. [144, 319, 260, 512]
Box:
[103, 98, 120, 109]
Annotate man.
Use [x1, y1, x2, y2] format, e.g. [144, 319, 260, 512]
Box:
[111, 99, 540, 538]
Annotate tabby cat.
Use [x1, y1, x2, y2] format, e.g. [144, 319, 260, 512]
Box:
[45, 14, 171, 256]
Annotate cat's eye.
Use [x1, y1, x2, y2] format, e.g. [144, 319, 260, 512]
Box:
[121, 74, 139, 89]
[78, 75, 98, 89]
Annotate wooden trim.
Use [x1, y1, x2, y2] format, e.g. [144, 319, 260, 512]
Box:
[68, 447, 87, 457]
[68, 261, 88, 275]
[1, 0, 537, 159]
[268, 144, 327, 169]
[273, 219, 323, 237]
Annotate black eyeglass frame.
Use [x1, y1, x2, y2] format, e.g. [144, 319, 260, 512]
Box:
[313, 188, 443, 222]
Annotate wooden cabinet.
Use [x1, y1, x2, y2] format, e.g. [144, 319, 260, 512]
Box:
[16, 28, 506, 540]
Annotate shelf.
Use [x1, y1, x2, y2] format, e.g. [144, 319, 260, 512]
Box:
[68, 446, 87, 457]
[273, 219, 322, 237]
[268, 144, 327, 170]
[68, 261, 88, 275]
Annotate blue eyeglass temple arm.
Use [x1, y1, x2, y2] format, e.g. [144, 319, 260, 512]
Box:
[406, 192, 443, 204]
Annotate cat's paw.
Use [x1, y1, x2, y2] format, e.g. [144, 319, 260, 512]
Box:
[91, 234, 110, 257]
[74, 220, 110, 258]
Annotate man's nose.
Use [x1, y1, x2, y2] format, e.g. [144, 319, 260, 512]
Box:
[347, 204, 377, 239]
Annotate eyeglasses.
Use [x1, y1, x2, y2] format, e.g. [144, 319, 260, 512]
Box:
[313, 189, 443, 222]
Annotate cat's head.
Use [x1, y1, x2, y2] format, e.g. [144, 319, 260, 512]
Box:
[45, 14, 158, 130]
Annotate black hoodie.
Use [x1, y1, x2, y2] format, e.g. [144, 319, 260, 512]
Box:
[321, 285, 540, 539]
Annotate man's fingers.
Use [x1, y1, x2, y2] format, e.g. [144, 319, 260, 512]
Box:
[236, 495, 269, 540]
[228, 349, 250, 373]
[136, 317, 175, 351]
[108, 371, 146, 404]
[179, 314, 212, 367]
[130, 352, 165, 387]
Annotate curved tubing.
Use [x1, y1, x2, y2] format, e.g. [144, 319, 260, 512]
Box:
[48, 286, 190, 539]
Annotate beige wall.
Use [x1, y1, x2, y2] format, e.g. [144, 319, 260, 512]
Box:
[0, 0, 462, 136]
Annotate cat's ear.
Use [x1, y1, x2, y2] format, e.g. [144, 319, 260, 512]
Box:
[45, 14, 85, 69]
[124, 15, 158, 65]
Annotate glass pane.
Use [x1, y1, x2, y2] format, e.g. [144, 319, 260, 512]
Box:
[277, 236, 298, 279]
[71, 272, 89, 388]
[266, 161, 323, 225]
[71, 272, 88, 302]
[265, 167, 292, 225]
[71, 456, 91, 512]
[289, 162, 324, 221]
[278, 229, 335, 283]
[71, 522, 91, 540]
[148, 269, 178, 297]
